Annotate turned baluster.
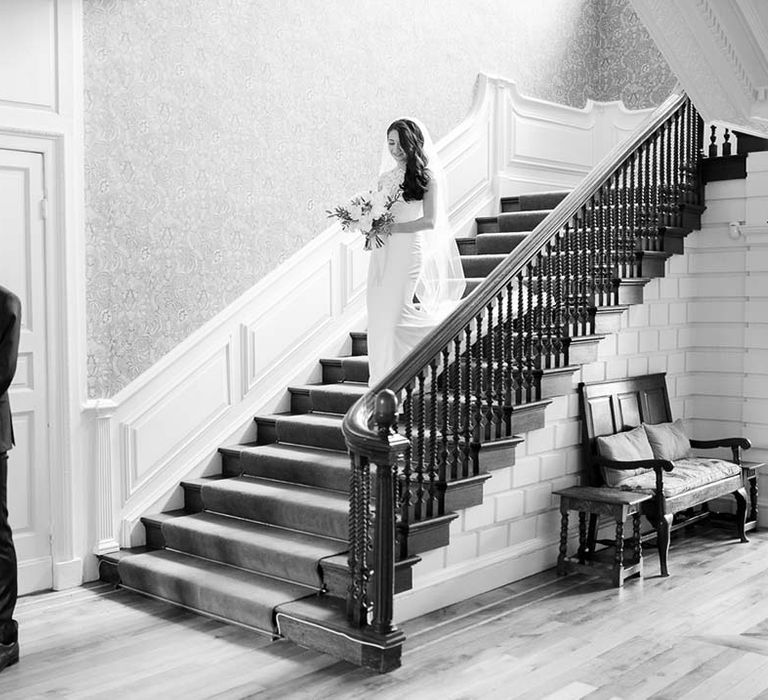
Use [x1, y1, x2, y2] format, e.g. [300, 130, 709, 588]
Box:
[451, 336, 461, 480]
[415, 371, 426, 521]
[651, 132, 660, 250]
[428, 357, 439, 518]
[347, 451, 371, 626]
[641, 140, 651, 248]
[516, 270, 525, 403]
[485, 300, 497, 439]
[723, 128, 732, 157]
[502, 283, 513, 425]
[628, 153, 638, 277]
[494, 290, 505, 433]
[399, 383, 413, 557]
[525, 262, 535, 401]
[553, 231, 564, 367]
[462, 324, 472, 479]
[708, 124, 718, 158]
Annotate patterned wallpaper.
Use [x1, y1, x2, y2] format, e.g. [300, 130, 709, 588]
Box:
[83, 0, 674, 397]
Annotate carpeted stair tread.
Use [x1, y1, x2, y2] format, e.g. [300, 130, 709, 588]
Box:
[160, 512, 345, 588]
[460, 253, 507, 277]
[497, 210, 551, 232]
[475, 232, 530, 255]
[117, 549, 315, 633]
[200, 477, 349, 539]
[221, 443, 350, 491]
[257, 412, 347, 450]
[289, 382, 368, 414]
[516, 191, 570, 211]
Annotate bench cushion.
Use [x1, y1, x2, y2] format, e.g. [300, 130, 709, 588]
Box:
[644, 419, 691, 461]
[608, 457, 741, 497]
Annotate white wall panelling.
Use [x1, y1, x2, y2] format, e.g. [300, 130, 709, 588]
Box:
[0, 0, 85, 589]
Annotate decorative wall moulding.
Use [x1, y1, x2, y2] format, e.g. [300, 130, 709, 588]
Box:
[629, 0, 768, 134]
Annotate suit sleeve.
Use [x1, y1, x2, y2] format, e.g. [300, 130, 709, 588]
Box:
[0, 295, 21, 396]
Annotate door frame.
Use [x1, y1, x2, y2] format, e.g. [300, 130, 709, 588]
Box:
[0, 130, 83, 589]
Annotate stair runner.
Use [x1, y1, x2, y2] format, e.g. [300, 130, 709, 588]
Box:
[101, 188, 674, 649]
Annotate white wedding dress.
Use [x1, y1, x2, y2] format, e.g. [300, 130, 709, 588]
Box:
[364, 120, 466, 388]
[366, 166, 431, 387]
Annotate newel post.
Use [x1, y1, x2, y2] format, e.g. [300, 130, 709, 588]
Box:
[371, 389, 400, 636]
[345, 389, 408, 671]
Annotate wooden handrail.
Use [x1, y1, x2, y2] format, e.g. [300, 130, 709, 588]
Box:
[342, 92, 687, 454]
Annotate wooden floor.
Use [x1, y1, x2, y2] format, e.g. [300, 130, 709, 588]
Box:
[3, 524, 768, 699]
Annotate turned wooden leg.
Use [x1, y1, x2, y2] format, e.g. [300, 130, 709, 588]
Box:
[613, 518, 625, 588]
[587, 513, 599, 556]
[749, 475, 758, 526]
[734, 487, 749, 543]
[557, 506, 569, 575]
[577, 512, 587, 564]
[657, 513, 673, 577]
[633, 513, 642, 566]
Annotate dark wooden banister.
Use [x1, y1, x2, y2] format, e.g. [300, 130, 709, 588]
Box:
[343, 92, 687, 452]
[341, 91, 700, 662]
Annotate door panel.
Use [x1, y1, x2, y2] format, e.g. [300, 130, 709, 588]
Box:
[0, 148, 52, 594]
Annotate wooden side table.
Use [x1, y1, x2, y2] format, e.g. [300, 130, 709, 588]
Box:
[553, 486, 653, 588]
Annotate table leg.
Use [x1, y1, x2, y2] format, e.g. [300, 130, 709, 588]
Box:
[633, 512, 642, 566]
[613, 517, 625, 588]
[578, 512, 587, 564]
[557, 505, 569, 576]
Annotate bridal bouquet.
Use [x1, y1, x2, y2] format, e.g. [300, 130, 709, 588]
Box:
[327, 189, 400, 250]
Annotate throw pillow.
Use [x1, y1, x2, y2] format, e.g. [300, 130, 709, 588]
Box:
[596, 425, 655, 487]
[643, 418, 691, 461]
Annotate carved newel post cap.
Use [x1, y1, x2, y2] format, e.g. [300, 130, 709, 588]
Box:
[374, 389, 398, 434]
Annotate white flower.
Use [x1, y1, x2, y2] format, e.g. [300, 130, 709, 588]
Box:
[358, 212, 374, 232]
[348, 202, 363, 220]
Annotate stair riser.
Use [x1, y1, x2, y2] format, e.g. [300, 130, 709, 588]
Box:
[461, 256, 505, 277]
[222, 451, 349, 492]
[476, 233, 528, 255]
[321, 361, 369, 383]
[566, 339, 601, 366]
[457, 238, 476, 255]
[498, 212, 549, 232]
[476, 217, 499, 234]
[351, 334, 368, 356]
[289, 389, 362, 415]
[255, 417, 347, 451]
[539, 369, 577, 399]
[402, 518, 453, 557]
[321, 559, 414, 599]
[202, 489, 348, 540]
[639, 255, 667, 278]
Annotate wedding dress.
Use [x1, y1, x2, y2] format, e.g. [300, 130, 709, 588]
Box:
[366, 121, 466, 388]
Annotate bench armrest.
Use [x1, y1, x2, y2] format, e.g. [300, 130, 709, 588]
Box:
[689, 437, 751, 464]
[596, 456, 675, 473]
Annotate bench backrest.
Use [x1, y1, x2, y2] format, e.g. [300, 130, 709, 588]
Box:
[578, 373, 673, 485]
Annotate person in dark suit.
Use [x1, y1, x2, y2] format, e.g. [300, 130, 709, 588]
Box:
[0, 285, 21, 672]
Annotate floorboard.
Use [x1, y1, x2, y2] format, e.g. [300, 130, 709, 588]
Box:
[1, 525, 767, 698]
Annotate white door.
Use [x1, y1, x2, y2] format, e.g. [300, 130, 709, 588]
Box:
[0, 148, 52, 594]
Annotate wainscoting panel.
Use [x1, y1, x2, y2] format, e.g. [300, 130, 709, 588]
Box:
[511, 115, 594, 173]
[242, 260, 334, 393]
[0, 0, 57, 111]
[121, 340, 234, 498]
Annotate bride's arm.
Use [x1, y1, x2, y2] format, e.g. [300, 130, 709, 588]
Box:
[390, 177, 437, 234]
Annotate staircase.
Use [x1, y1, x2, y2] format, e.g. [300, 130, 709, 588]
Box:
[102, 93, 716, 672]
[99, 189, 576, 653]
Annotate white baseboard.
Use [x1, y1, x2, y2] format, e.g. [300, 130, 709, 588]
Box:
[53, 558, 83, 590]
[395, 536, 559, 623]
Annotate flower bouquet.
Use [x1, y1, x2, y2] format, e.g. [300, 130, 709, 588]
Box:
[327, 188, 400, 250]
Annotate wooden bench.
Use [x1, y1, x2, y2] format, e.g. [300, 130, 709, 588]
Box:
[578, 373, 763, 576]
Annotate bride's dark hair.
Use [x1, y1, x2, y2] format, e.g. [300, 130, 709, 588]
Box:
[387, 119, 431, 202]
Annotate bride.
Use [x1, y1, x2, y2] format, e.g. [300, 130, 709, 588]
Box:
[366, 118, 466, 387]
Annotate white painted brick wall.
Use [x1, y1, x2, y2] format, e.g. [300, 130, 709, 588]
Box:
[410, 151, 768, 593]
